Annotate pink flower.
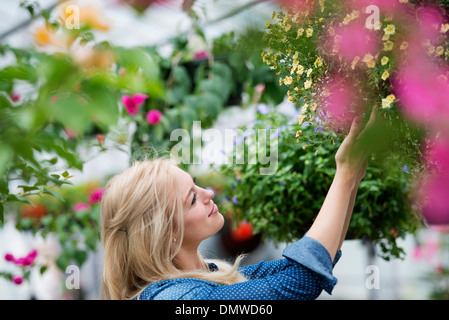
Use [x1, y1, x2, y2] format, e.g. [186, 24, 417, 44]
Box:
[319, 75, 364, 132]
[327, 21, 380, 62]
[4, 253, 15, 262]
[393, 61, 449, 128]
[89, 188, 104, 204]
[73, 202, 90, 212]
[121, 93, 148, 115]
[12, 276, 23, 285]
[146, 109, 162, 125]
[418, 137, 449, 225]
[412, 246, 422, 260]
[10, 92, 20, 102]
[193, 50, 208, 60]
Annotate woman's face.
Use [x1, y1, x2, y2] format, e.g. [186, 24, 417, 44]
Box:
[175, 166, 224, 248]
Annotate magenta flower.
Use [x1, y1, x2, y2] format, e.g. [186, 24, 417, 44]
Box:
[393, 61, 449, 128]
[418, 137, 449, 225]
[328, 22, 379, 62]
[89, 188, 104, 204]
[10, 92, 20, 102]
[193, 50, 208, 60]
[4, 249, 38, 266]
[319, 75, 363, 132]
[121, 93, 148, 115]
[4, 253, 15, 262]
[146, 109, 162, 125]
[12, 275, 23, 285]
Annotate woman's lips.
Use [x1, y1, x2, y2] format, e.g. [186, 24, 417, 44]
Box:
[208, 203, 218, 217]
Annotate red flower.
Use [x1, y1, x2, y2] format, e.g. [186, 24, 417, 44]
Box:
[231, 221, 254, 242]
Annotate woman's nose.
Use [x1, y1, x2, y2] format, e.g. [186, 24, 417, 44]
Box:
[203, 187, 214, 202]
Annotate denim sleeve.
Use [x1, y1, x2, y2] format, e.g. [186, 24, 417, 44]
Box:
[282, 236, 339, 295]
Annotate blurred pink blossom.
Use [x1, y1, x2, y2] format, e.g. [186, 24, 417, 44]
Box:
[89, 188, 104, 204]
[12, 276, 23, 285]
[419, 137, 449, 225]
[10, 92, 20, 102]
[121, 93, 148, 116]
[73, 202, 90, 212]
[193, 50, 208, 60]
[319, 75, 363, 132]
[325, 21, 380, 63]
[146, 109, 162, 125]
[4, 249, 38, 266]
[415, 4, 446, 40]
[393, 61, 449, 128]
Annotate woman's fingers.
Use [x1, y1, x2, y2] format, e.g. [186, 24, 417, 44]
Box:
[358, 105, 377, 139]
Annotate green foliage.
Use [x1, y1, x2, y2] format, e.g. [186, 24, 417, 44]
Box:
[220, 111, 423, 260]
[15, 182, 103, 271]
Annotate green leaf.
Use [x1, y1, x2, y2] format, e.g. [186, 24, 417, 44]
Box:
[0, 144, 14, 177]
[0, 203, 3, 225]
[43, 189, 64, 201]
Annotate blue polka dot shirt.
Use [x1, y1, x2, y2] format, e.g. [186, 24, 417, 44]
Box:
[137, 236, 341, 300]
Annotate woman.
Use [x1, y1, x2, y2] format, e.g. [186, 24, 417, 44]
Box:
[100, 110, 375, 300]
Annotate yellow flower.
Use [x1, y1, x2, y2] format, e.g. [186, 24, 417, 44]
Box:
[399, 0, 408, 3]
[384, 24, 396, 35]
[297, 28, 305, 38]
[386, 94, 395, 103]
[381, 70, 390, 80]
[342, 15, 352, 25]
[382, 33, 390, 41]
[302, 103, 309, 111]
[381, 56, 389, 65]
[298, 114, 306, 125]
[284, 76, 293, 85]
[400, 41, 408, 50]
[428, 45, 436, 55]
[441, 24, 449, 33]
[295, 130, 302, 137]
[310, 103, 317, 111]
[362, 53, 374, 62]
[296, 65, 305, 75]
[366, 60, 375, 68]
[279, 77, 283, 86]
[306, 68, 313, 77]
[381, 94, 396, 109]
[383, 41, 394, 51]
[302, 145, 308, 150]
[306, 28, 313, 37]
[381, 100, 390, 109]
[314, 57, 323, 68]
[304, 80, 312, 89]
[351, 56, 360, 69]
[436, 46, 444, 56]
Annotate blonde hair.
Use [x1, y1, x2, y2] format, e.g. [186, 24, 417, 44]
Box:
[100, 157, 246, 300]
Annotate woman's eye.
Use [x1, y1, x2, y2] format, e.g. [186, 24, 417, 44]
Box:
[191, 193, 197, 206]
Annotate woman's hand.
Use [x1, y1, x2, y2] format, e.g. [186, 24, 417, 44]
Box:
[306, 106, 377, 260]
[334, 106, 377, 183]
